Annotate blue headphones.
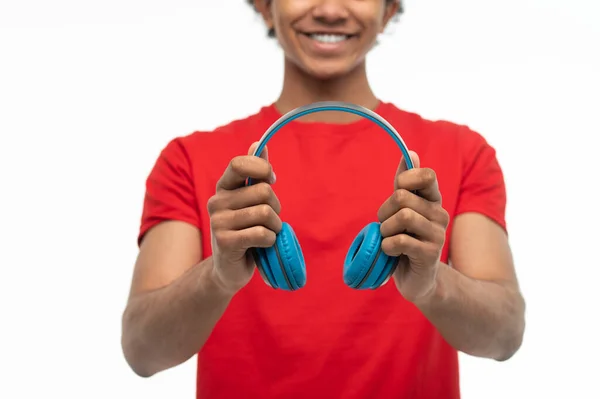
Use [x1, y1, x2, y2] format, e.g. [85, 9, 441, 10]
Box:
[247, 101, 414, 291]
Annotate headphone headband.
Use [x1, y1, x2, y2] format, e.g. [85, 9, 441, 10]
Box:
[248, 101, 413, 185]
[248, 101, 414, 185]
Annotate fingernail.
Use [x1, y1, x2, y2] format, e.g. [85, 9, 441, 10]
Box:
[270, 171, 276, 184]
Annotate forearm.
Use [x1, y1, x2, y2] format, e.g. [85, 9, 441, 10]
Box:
[415, 262, 525, 361]
[121, 257, 233, 377]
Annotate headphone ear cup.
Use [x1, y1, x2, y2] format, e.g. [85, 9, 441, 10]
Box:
[252, 247, 278, 289]
[255, 222, 306, 291]
[276, 223, 307, 290]
[343, 222, 397, 289]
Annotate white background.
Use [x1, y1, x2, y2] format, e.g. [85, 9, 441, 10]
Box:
[1, 0, 599, 398]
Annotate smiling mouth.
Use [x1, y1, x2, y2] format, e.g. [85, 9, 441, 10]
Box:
[302, 32, 356, 44]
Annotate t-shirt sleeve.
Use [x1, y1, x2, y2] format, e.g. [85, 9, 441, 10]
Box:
[455, 127, 507, 232]
[138, 137, 201, 245]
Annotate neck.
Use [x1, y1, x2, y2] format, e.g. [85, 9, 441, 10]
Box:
[275, 59, 379, 124]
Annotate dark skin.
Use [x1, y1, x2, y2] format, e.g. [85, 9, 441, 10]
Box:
[255, 0, 400, 122]
[121, 0, 525, 377]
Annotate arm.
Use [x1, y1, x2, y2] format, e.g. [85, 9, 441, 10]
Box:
[121, 139, 279, 377]
[379, 139, 525, 361]
[414, 212, 525, 361]
[121, 221, 233, 377]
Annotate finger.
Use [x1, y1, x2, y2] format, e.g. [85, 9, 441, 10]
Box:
[247, 142, 276, 186]
[377, 188, 441, 224]
[211, 204, 283, 234]
[395, 151, 420, 186]
[379, 208, 444, 243]
[216, 155, 275, 191]
[395, 168, 441, 203]
[248, 141, 269, 162]
[207, 182, 281, 214]
[248, 141, 277, 188]
[214, 226, 277, 251]
[380, 208, 439, 241]
[381, 233, 435, 260]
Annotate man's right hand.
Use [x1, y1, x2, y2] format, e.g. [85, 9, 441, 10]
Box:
[207, 142, 281, 295]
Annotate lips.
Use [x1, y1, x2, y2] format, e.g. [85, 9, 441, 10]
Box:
[296, 29, 359, 57]
[307, 33, 350, 43]
[301, 32, 357, 44]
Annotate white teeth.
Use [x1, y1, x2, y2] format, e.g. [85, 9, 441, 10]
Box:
[309, 33, 348, 43]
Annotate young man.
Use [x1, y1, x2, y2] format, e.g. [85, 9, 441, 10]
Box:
[121, 1, 526, 398]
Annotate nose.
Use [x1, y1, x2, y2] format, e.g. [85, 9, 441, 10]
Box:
[311, 0, 350, 24]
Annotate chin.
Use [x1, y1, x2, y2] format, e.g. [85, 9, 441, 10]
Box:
[299, 59, 361, 81]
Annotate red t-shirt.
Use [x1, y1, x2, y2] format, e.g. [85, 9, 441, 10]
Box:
[138, 101, 507, 399]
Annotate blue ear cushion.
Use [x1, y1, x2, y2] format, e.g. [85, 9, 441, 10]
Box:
[371, 254, 398, 289]
[262, 245, 289, 290]
[276, 223, 307, 290]
[343, 222, 383, 289]
[253, 248, 278, 289]
[255, 223, 306, 291]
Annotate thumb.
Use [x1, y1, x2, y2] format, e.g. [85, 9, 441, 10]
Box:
[248, 141, 269, 161]
[248, 141, 275, 184]
[395, 150, 419, 190]
[396, 150, 420, 176]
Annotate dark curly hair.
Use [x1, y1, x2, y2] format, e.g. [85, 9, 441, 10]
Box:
[246, 0, 404, 37]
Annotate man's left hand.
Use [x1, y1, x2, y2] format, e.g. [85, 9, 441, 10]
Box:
[377, 151, 450, 303]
